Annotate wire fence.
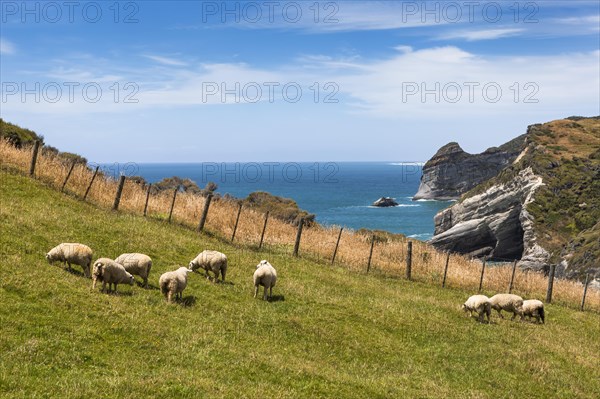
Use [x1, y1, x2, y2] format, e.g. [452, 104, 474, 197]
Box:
[1, 139, 598, 312]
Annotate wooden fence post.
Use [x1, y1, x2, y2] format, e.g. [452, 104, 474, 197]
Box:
[478, 258, 487, 292]
[546, 264, 556, 304]
[29, 140, 41, 176]
[231, 203, 243, 242]
[259, 211, 269, 249]
[83, 166, 99, 200]
[367, 234, 375, 273]
[331, 227, 343, 265]
[60, 160, 76, 192]
[167, 187, 178, 223]
[580, 274, 590, 311]
[442, 252, 450, 288]
[112, 175, 126, 211]
[143, 184, 152, 216]
[197, 194, 213, 232]
[406, 241, 412, 280]
[293, 218, 304, 257]
[508, 260, 518, 293]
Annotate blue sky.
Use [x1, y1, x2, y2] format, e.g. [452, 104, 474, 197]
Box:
[1, 0, 599, 162]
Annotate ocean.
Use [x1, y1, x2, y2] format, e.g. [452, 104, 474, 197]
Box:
[118, 162, 453, 240]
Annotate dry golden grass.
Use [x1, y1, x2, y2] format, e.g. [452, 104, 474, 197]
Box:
[1, 139, 598, 312]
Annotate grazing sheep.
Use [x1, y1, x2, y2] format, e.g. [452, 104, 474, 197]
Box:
[46, 243, 93, 278]
[92, 258, 135, 293]
[189, 250, 228, 283]
[159, 267, 193, 303]
[521, 299, 545, 324]
[253, 260, 277, 301]
[115, 253, 152, 288]
[489, 294, 524, 320]
[462, 295, 491, 323]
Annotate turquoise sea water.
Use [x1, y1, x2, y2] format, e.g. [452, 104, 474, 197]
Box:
[123, 162, 453, 240]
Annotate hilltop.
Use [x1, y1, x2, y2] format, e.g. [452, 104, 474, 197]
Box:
[1, 168, 599, 398]
[428, 117, 600, 283]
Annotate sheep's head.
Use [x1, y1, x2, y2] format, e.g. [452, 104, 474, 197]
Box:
[92, 262, 104, 277]
[127, 273, 135, 286]
[188, 261, 196, 271]
[256, 260, 270, 269]
[45, 253, 53, 263]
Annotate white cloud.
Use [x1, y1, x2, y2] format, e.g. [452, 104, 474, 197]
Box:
[438, 28, 525, 41]
[0, 38, 15, 55]
[3, 47, 599, 122]
[142, 55, 188, 66]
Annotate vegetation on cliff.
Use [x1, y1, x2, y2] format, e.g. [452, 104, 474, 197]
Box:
[458, 117, 600, 277]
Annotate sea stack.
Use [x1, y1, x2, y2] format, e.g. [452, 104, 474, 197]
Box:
[372, 197, 399, 207]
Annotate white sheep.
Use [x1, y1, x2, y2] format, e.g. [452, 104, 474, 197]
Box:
[115, 253, 152, 288]
[489, 294, 524, 320]
[92, 258, 135, 293]
[159, 267, 193, 303]
[189, 250, 228, 283]
[521, 299, 545, 324]
[46, 243, 93, 278]
[253, 260, 277, 301]
[462, 295, 491, 323]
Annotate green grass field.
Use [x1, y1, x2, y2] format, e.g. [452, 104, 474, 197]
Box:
[1, 169, 599, 398]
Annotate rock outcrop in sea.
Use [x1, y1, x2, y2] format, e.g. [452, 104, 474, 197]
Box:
[372, 197, 399, 207]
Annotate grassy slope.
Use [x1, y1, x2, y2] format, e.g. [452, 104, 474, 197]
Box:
[1, 169, 599, 399]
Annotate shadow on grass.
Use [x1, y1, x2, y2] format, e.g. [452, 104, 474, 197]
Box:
[268, 295, 285, 302]
[137, 281, 160, 291]
[180, 296, 196, 307]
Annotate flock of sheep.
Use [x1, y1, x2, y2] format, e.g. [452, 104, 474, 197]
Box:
[45, 243, 278, 302]
[45, 243, 545, 324]
[462, 293, 545, 324]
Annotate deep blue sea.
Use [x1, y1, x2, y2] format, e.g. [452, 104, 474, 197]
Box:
[113, 162, 453, 240]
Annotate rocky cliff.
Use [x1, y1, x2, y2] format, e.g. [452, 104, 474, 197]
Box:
[426, 116, 600, 283]
[413, 135, 526, 200]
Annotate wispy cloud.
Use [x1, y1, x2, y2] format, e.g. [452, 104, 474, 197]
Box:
[142, 55, 188, 66]
[0, 38, 16, 55]
[438, 28, 525, 41]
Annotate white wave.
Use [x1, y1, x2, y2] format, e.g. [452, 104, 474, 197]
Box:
[414, 198, 457, 202]
[408, 233, 432, 239]
[389, 162, 424, 166]
[367, 204, 420, 208]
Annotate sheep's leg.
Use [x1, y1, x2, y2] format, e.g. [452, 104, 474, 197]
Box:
[263, 286, 268, 301]
[66, 262, 72, 272]
[143, 276, 148, 288]
[114, 283, 118, 293]
[511, 311, 517, 321]
[167, 291, 173, 303]
[269, 286, 273, 299]
[496, 309, 504, 319]
[102, 281, 106, 293]
[254, 285, 259, 298]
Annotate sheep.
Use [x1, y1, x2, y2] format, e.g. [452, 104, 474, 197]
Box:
[92, 258, 135, 293]
[253, 260, 277, 301]
[189, 250, 228, 283]
[489, 294, 524, 320]
[115, 253, 152, 288]
[159, 267, 193, 303]
[46, 243, 93, 278]
[521, 299, 545, 324]
[462, 295, 491, 323]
